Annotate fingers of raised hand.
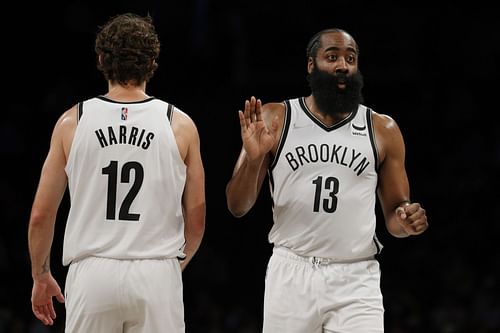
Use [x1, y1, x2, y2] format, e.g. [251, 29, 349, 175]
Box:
[244, 97, 261, 123]
[255, 98, 263, 122]
[238, 110, 247, 130]
[243, 100, 252, 126]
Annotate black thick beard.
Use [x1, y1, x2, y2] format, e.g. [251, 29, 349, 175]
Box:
[307, 66, 364, 116]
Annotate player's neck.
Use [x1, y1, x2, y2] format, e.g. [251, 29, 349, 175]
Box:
[104, 81, 150, 102]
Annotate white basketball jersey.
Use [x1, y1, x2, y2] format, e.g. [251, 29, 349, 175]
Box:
[63, 96, 186, 265]
[268, 97, 382, 260]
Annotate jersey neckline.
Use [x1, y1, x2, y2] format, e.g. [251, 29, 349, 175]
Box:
[97, 95, 156, 104]
[299, 97, 358, 132]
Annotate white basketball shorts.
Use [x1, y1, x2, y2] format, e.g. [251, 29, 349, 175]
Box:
[64, 256, 184, 332]
[263, 246, 384, 333]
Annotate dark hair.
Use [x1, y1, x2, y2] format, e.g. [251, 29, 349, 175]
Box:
[306, 28, 358, 59]
[95, 13, 160, 85]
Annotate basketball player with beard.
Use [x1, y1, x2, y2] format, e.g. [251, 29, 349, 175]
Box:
[226, 28, 428, 332]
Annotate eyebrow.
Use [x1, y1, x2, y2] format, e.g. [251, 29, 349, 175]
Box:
[323, 46, 358, 54]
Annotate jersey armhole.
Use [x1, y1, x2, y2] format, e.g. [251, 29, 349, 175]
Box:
[77, 101, 84, 123]
[366, 108, 380, 172]
[166, 103, 174, 123]
[269, 100, 291, 172]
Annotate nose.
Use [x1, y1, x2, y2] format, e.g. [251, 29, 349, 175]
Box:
[335, 57, 348, 74]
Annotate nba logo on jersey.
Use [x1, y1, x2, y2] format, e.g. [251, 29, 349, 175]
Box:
[121, 107, 128, 120]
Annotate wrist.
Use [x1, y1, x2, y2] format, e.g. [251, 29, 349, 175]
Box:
[394, 200, 410, 211]
[32, 271, 51, 281]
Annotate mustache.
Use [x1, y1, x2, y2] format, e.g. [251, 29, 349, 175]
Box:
[334, 72, 348, 82]
[307, 67, 364, 116]
[307, 69, 358, 89]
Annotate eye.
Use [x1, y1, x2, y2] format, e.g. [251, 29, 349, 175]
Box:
[327, 54, 337, 61]
[346, 54, 356, 64]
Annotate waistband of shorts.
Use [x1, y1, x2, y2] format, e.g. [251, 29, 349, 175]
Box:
[272, 246, 375, 265]
[70, 255, 181, 265]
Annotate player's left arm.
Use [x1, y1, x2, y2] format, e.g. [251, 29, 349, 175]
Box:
[172, 110, 206, 271]
[374, 113, 428, 237]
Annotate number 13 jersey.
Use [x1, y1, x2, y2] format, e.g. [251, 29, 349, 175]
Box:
[268, 97, 382, 260]
[63, 96, 186, 265]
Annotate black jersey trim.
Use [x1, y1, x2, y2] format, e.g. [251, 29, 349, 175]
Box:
[77, 102, 83, 123]
[268, 100, 291, 197]
[373, 235, 382, 255]
[366, 108, 380, 172]
[167, 103, 174, 123]
[298, 97, 357, 132]
[269, 100, 291, 172]
[96, 95, 156, 104]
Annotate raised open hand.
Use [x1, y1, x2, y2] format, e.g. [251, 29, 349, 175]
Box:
[238, 96, 277, 161]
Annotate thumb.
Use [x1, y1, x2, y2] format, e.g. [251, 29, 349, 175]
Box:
[395, 206, 407, 220]
[56, 292, 65, 303]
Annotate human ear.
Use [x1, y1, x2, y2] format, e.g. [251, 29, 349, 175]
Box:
[307, 57, 314, 74]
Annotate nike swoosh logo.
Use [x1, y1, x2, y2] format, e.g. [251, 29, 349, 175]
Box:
[293, 121, 313, 128]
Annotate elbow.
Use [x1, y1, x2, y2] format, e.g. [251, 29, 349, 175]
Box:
[225, 184, 254, 218]
[229, 208, 247, 218]
[29, 209, 54, 228]
[226, 199, 250, 218]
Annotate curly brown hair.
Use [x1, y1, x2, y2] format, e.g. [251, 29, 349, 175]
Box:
[95, 13, 160, 86]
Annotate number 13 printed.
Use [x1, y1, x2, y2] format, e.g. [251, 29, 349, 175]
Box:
[312, 176, 339, 213]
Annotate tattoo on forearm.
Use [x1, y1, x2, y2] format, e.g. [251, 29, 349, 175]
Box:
[41, 256, 50, 274]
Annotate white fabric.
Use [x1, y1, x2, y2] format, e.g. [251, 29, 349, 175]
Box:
[269, 97, 382, 260]
[65, 256, 184, 333]
[263, 247, 384, 333]
[64, 97, 186, 265]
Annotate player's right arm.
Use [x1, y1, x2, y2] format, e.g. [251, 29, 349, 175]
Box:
[226, 96, 281, 217]
[28, 107, 76, 325]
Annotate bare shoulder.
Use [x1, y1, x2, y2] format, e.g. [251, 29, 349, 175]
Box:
[261, 101, 286, 128]
[371, 110, 403, 140]
[51, 105, 78, 158]
[170, 107, 200, 160]
[53, 105, 78, 143]
[57, 105, 78, 129]
[372, 110, 399, 130]
[171, 107, 198, 133]
[262, 102, 285, 118]
[371, 110, 405, 161]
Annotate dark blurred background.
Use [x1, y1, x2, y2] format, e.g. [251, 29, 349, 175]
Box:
[1, 1, 499, 332]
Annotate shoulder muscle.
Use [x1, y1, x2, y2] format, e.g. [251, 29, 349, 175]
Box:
[171, 108, 200, 161]
[372, 111, 405, 165]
